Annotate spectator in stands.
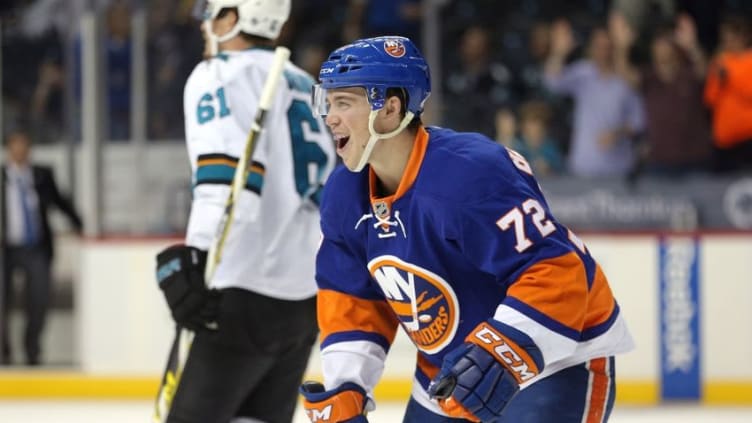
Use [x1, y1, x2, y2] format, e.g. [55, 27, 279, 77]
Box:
[287, 0, 347, 53]
[104, 0, 132, 141]
[444, 24, 517, 137]
[610, 0, 676, 41]
[511, 20, 553, 102]
[611, 12, 712, 176]
[147, 0, 203, 139]
[544, 19, 645, 178]
[1, 128, 83, 366]
[2, 4, 67, 144]
[512, 100, 564, 177]
[493, 107, 519, 148]
[509, 20, 573, 157]
[30, 54, 65, 143]
[72, 0, 133, 141]
[704, 15, 752, 172]
[296, 43, 329, 80]
[343, 0, 422, 44]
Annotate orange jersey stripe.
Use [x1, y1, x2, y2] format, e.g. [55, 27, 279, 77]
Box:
[583, 265, 616, 329]
[197, 158, 237, 167]
[584, 357, 610, 423]
[438, 396, 481, 422]
[417, 353, 439, 381]
[317, 289, 399, 344]
[249, 164, 265, 175]
[506, 252, 588, 332]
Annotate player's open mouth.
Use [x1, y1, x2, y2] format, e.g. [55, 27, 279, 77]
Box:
[336, 135, 350, 150]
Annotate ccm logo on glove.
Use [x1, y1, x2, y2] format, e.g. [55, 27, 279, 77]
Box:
[300, 381, 369, 423]
[469, 322, 539, 383]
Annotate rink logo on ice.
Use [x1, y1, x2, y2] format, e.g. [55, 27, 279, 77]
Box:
[368, 255, 459, 353]
[383, 38, 406, 58]
[659, 237, 701, 400]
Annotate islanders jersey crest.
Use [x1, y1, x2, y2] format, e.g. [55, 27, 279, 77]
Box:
[368, 255, 459, 353]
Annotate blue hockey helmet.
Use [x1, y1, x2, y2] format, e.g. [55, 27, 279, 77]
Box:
[313, 36, 431, 116]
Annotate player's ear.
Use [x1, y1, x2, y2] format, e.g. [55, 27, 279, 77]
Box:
[383, 94, 403, 119]
[227, 8, 240, 26]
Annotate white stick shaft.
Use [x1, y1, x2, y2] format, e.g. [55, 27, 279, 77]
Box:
[259, 47, 290, 109]
[204, 46, 291, 282]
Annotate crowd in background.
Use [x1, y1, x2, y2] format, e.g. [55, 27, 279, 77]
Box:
[2, 0, 752, 178]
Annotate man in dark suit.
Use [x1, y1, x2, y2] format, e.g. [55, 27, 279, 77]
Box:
[1, 128, 82, 365]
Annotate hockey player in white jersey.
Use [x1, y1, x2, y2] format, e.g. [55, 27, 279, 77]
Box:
[153, 1, 335, 422]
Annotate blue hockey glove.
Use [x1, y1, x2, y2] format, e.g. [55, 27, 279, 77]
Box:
[428, 320, 542, 421]
[300, 381, 369, 422]
[156, 244, 220, 331]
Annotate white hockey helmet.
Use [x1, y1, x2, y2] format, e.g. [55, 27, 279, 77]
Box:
[202, 0, 290, 54]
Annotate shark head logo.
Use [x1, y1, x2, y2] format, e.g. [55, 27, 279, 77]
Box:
[368, 255, 459, 353]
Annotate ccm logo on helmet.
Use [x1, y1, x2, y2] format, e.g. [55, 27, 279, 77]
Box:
[383, 39, 406, 58]
[320, 67, 335, 74]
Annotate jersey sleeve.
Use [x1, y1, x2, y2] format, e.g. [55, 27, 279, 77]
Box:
[452, 151, 615, 381]
[182, 60, 267, 250]
[315, 179, 400, 398]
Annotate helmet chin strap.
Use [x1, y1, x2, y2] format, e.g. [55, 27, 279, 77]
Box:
[203, 19, 242, 56]
[351, 110, 415, 172]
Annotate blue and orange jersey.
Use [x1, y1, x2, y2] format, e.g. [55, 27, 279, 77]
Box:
[316, 126, 633, 407]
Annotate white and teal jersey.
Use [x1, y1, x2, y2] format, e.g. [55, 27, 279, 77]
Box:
[183, 47, 335, 300]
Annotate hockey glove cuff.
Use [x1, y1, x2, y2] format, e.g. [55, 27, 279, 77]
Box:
[428, 319, 544, 421]
[300, 381, 369, 422]
[156, 244, 220, 331]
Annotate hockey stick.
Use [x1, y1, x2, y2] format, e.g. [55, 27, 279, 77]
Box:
[153, 46, 291, 423]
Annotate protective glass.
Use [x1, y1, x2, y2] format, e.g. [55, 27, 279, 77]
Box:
[311, 84, 330, 117]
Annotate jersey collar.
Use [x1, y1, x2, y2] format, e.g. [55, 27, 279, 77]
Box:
[369, 126, 429, 209]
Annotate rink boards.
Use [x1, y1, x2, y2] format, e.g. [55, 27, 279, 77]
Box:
[0, 233, 750, 404]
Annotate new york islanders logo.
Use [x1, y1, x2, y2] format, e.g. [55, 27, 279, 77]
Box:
[383, 39, 406, 58]
[368, 255, 459, 353]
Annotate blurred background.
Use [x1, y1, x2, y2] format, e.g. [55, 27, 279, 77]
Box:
[0, 0, 751, 420]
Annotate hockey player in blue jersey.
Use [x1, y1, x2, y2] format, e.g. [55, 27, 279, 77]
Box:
[299, 36, 634, 423]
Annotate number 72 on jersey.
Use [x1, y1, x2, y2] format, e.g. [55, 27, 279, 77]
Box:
[496, 148, 586, 254]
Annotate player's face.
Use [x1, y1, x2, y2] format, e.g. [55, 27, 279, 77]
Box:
[324, 87, 372, 170]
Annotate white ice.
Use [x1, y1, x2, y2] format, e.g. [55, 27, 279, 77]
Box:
[0, 401, 750, 423]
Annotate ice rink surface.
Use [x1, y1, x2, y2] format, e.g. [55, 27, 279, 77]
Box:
[0, 400, 750, 423]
